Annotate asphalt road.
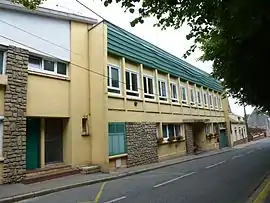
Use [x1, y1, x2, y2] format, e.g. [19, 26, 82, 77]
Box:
[21, 139, 270, 203]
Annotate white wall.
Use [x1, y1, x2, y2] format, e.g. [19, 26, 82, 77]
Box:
[0, 8, 70, 61]
[231, 124, 247, 143]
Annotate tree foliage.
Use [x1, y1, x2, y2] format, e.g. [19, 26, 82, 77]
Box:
[103, 0, 270, 111]
[11, 0, 45, 9]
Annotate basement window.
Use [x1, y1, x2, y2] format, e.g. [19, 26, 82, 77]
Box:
[28, 55, 68, 77]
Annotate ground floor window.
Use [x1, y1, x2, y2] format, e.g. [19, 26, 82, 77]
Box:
[0, 119, 3, 157]
[108, 122, 127, 156]
[205, 123, 212, 134]
[162, 124, 185, 140]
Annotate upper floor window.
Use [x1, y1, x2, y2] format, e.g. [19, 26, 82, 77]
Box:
[203, 92, 208, 107]
[28, 56, 68, 77]
[219, 96, 223, 110]
[170, 83, 178, 103]
[190, 88, 196, 106]
[197, 90, 202, 107]
[158, 79, 168, 101]
[143, 75, 155, 100]
[107, 65, 121, 94]
[181, 86, 188, 104]
[209, 94, 213, 108]
[0, 51, 6, 75]
[126, 69, 139, 97]
[214, 95, 218, 109]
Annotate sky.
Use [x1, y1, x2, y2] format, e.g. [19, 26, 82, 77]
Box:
[42, 0, 254, 116]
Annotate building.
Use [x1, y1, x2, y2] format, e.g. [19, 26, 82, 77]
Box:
[229, 113, 248, 146]
[0, 1, 230, 184]
[248, 108, 270, 138]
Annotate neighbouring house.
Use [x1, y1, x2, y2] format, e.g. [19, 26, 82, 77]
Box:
[229, 113, 248, 146]
[247, 109, 270, 138]
[0, 1, 231, 184]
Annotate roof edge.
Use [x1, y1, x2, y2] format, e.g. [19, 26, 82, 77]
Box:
[0, 0, 98, 24]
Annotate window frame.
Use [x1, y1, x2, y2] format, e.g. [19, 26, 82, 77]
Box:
[170, 82, 179, 103]
[107, 64, 121, 95]
[189, 88, 196, 106]
[197, 90, 202, 107]
[181, 85, 188, 104]
[219, 96, 223, 110]
[143, 75, 155, 100]
[162, 124, 185, 141]
[209, 93, 213, 109]
[214, 95, 219, 110]
[203, 92, 208, 108]
[158, 79, 168, 101]
[125, 69, 140, 98]
[0, 51, 6, 75]
[28, 55, 68, 77]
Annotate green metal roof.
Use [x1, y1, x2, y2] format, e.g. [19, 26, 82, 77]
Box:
[106, 22, 223, 92]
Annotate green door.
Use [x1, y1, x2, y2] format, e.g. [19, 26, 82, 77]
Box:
[219, 129, 229, 149]
[26, 118, 40, 170]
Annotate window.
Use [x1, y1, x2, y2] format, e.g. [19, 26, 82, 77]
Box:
[126, 70, 139, 97]
[170, 83, 178, 103]
[190, 88, 196, 106]
[214, 96, 218, 109]
[209, 94, 213, 108]
[162, 124, 185, 140]
[0, 118, 2, 157]
[158, 80, 168, 101]
[28, 56, 68, 77]
[234, 127, 238, 137]
[203, 92, 208, 107]
[107, 65, 121, 94]
[108, 123, 127, 156]
[197, 91, 202, 107]
[181, 86, 188, 104]
[205, 124, 212, 134]
[0, 51, 6, 75]
[143, 75, 155, 99]
[219, 96, 223, 110]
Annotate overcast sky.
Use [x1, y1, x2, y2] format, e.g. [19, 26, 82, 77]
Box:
[42, 0, 253, 116]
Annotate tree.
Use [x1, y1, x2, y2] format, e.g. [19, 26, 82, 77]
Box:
[11, 0, 45, 9]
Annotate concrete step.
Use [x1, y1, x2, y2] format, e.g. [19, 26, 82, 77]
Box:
[23, 165, 80, 184]
[79, 165, 100, 175]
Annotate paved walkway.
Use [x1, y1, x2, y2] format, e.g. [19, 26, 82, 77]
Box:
[0, 147, 234, 201]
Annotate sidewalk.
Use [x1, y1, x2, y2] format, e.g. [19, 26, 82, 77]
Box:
[0, 147, 234, 203]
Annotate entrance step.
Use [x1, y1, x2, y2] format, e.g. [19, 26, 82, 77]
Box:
[23, 164, 80, 184]
[79, 165, 101, 174]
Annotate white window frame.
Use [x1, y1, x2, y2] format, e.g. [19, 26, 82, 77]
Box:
[209, 93, 213, 109]
[162, 124, 184, 140]
[0, 116, 3, 158]
[219, 96, 223, 110]
[0, 51, 6, 75]
[28, 55, 68, 77]
[143, 75, 155, 100]
[197, 90, 202, 107]
[170, 82, 179, 103]
[203, 92, 208, 108]
[125, 69, 140, 98]
[190, 88, 196, 106]
[107, 64, 121, 95]
[181, 85, 188, 105]
[158, 79, 168, 101]
[214, 95, 219, 110]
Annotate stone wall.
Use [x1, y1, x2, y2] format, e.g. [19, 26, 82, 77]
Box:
[233, 138, 248, 146]
[185, 124, 194, 154]
[126, 122, 158, 167]
[3, 46, 29, 183]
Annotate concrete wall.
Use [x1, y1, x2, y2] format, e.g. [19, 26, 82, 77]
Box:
[158, 142, 186, 160]
[89, 23, 109, 170]
[0, 8, 70, 61]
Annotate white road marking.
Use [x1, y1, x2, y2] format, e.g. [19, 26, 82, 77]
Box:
[246, 150, 254, 154]
[232, 154, 244, 159]
[104, 196, 127, 203]
[205, 161, 226, 169]
[153, 172, 195, 188]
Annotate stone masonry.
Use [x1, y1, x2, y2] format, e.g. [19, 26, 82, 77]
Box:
[3, 46, 29, 183]
[126, 122, 158, 167]
[185, 124, 195, 155]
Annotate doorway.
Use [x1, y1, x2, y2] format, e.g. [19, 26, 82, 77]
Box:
[45, 118, 63, 164]
[192, 122, 205, 152]
[26, 118, 40, 170]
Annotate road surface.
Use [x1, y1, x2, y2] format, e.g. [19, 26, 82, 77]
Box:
[21, 139, 270, 203]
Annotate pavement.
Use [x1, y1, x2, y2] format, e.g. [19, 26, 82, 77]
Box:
[0, 138, 269, 203]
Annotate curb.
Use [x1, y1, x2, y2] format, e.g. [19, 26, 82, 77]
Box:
[0, 147, 234, 203]
[247, 173, 270, 203]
